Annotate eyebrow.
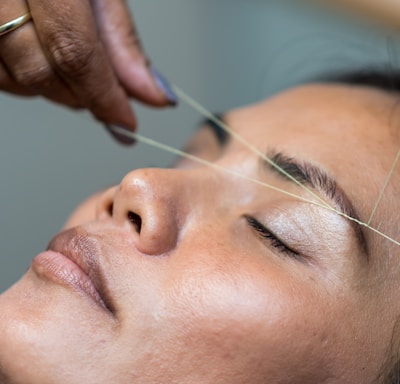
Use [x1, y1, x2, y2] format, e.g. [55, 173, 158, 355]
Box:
[198, 113, 230, 146]
[197, 117, 367, 253]
[265, 150, 368, 255]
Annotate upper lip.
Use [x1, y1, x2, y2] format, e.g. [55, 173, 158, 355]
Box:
[47, 228, 114, 313]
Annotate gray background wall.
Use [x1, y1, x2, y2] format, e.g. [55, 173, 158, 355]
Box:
[0, 0, 393, 292]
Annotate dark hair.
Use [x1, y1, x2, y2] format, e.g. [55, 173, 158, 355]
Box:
[323, 68, 400, 93]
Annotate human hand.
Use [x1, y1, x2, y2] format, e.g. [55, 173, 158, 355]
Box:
[0, 0, 177, 143]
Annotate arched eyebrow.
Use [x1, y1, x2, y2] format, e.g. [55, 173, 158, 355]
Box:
[197, 116, 367, 254]
[265, 150, 368, 255]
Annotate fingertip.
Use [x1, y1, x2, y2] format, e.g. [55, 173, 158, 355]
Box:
[104, 124, 136, 146]
[116, 61, 178, 108]
[92, 88, 138, 137]
[150, 67, 178, 106]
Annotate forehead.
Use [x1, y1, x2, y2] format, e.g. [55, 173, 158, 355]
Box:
[219, 84, 400, 251]
[227, 84, 399, 146]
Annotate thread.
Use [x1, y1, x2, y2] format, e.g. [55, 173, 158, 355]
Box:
[110, 125, 400, 248]
[172, 85, 332, 210]
[368, 148, 400, 225]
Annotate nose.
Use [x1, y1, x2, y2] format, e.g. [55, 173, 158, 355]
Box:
[97, 168, 186, 255]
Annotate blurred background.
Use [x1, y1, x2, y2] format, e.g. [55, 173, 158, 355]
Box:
[0, 0, 396, 292]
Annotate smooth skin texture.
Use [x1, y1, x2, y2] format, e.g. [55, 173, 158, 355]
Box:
[1, 84, 400, 383]
[321, 0, 400, 28]
[0, 0, 173, 131]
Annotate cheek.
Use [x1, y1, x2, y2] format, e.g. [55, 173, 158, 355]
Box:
[117, 259, 344, 383]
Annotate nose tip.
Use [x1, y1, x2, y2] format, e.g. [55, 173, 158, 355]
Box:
[97, 169, 180, 255]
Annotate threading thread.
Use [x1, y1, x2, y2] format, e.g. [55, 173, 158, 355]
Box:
[110, 125, 400, 248]
[368, 148, 400, 225]
[172, 85, 331, 210]
[171, 85, 400, 246]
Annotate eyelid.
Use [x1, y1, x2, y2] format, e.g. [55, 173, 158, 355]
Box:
[244, 215, 302, 260]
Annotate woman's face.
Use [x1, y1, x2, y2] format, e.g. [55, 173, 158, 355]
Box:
[1, 84, 400, 384]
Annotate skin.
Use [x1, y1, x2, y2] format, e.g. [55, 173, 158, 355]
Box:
[0, 0, 173, 133]
[0, 84, 400, 383]
[320, 0, 400, 28]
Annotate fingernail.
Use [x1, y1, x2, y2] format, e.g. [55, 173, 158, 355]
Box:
[104, 124, 136, 145]
[151, 67, 178, 106]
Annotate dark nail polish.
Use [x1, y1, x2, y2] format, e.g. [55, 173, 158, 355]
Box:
[104, 124, 136, 145]
[151, 67, 178, 106]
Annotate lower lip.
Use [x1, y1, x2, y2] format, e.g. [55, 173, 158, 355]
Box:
[32, 251, 106, 309]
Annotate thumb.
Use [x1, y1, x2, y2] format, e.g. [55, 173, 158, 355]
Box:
[92, 0, 177, 107]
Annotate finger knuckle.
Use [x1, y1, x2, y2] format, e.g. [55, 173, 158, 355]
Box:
[13, 64, 55, 90]
[49, 32, 97, 77]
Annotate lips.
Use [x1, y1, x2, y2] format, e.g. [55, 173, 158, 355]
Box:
[32, 228, 113, 313]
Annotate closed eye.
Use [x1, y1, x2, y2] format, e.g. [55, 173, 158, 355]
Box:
[245, 215, 301, 260]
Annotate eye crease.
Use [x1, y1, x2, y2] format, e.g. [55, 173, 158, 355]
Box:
[244, 215, 301, 260]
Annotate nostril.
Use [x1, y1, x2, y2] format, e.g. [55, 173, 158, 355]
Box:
[107, 202, 114, 217]
[128, 211, 142, 233]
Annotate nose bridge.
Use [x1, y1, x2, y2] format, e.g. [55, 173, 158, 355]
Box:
[108, 167, 223, 255]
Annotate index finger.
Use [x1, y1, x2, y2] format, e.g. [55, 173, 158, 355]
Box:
[27, 0, 137, 130]
[92, 0, 177, 107]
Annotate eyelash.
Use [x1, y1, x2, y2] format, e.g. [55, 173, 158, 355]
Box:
[245, 215, 299, 259]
